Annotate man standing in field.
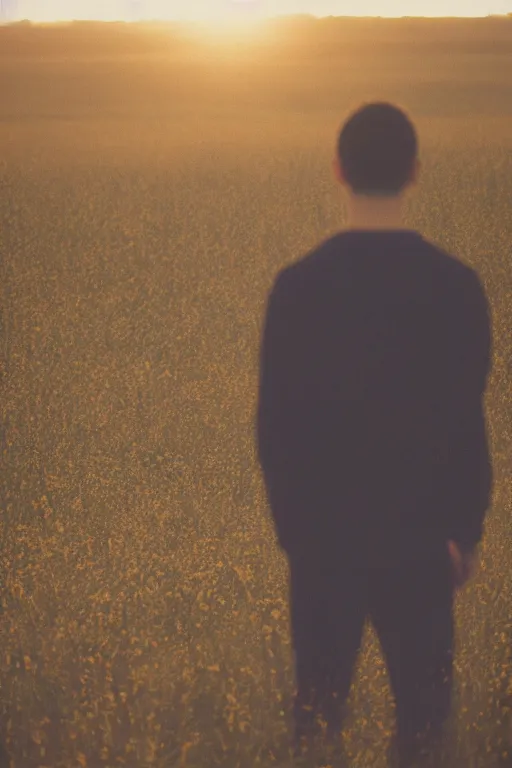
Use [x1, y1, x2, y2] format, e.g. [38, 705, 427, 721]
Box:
[256, 102, 493, 767]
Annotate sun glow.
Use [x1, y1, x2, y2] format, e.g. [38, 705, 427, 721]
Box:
[4, 0, 507, 23]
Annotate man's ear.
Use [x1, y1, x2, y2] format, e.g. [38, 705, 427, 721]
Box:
[409, 158, 421, 187]
[332, 156, 344, 186]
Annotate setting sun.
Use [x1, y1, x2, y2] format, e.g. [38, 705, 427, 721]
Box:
[3, 0, 509, 22]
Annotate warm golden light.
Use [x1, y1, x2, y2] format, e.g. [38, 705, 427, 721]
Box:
[4, 0, 507, 23]
[8, 1, 271, 24]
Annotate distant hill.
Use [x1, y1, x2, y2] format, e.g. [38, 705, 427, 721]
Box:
[0, 15, 510, 60]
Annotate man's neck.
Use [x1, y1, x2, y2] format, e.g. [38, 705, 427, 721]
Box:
[344, 193, 407, 232]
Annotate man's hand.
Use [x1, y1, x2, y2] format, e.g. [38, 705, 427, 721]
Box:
[447, 540, 478, 590]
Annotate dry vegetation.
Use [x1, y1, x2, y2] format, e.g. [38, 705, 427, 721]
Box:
[0, 16, 511, 768]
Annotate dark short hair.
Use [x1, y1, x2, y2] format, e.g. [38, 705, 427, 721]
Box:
[337, 102, 418, 197]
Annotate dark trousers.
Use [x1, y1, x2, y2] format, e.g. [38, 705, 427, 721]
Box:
[288, 547, 455, 762]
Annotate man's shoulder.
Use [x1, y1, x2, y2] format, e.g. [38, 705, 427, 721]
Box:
[281, 232, 477, 283]
[423, 239, 478, 281]
[273, 232, 482, 311]
[422, 241, 486, 310]
[275, 234, 341, 287]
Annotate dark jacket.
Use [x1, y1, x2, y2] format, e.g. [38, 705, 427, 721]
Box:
[256, 230, 492, 566]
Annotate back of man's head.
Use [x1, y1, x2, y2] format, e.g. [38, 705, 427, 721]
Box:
[337, 102, 418, 198]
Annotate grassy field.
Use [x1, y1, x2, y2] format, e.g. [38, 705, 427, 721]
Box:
[0, 16, 511, 768]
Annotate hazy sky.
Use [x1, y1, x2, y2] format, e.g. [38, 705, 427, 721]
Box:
[5, 0, 511, 21]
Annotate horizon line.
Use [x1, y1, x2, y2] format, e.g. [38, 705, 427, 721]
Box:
[2, 13, 511, 24]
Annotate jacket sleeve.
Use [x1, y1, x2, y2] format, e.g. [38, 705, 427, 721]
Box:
[256, 268, 309, 552]
[442, 268, 493, 553]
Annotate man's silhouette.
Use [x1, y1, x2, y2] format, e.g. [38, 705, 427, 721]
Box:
[256, 103, 492, 766]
